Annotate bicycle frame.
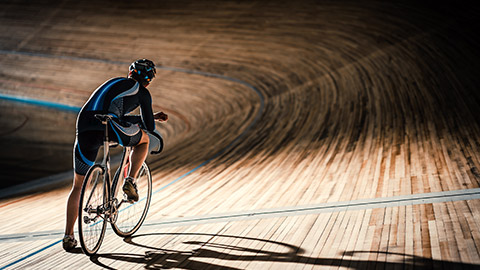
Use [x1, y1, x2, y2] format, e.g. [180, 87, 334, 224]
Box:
[89, 115, 133, 220]
[100, 116, 112, 186]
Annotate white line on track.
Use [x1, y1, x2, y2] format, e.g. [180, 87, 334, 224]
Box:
[2, 188, 478, 243]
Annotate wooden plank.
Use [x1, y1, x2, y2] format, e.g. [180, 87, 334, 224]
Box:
[1, 1, 480, 269]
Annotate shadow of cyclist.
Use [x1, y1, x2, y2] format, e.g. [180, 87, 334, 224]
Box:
[88, 232, 480, 269]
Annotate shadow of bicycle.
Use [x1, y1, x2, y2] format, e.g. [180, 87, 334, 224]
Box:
[88, 232, 480, 269]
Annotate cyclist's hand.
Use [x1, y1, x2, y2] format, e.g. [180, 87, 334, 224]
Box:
[154, 111, 168, 122]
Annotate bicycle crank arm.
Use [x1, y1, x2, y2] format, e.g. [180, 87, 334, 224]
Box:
[84, 206, 107, 215]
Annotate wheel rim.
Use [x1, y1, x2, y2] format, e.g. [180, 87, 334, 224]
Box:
[79, 166, 108, 254]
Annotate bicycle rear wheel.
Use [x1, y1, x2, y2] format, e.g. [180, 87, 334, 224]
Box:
[111, 162, 152, 237]
[78, 164, 109, 255]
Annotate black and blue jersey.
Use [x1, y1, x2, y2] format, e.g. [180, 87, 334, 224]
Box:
[73, 77, 156, 175]
[76, 77, 155, 133]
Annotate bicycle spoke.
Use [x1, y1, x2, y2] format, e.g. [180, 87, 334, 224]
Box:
[84, 174, 100, 208]
[111, 162, 152, 237]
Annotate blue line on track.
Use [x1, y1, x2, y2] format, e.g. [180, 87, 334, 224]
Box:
[0, 50, 264, 269]
[0, 240, 62, 270]
[0, 93, 81, 112]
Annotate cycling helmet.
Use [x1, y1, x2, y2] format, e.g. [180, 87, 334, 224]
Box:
[128, 59, 156, 86]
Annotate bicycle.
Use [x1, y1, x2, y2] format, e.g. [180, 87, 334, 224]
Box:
[78, 114, 163, 256]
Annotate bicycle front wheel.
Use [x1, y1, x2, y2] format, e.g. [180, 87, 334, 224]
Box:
[78, 164, 109, 255]
[112, 162, 152, 237]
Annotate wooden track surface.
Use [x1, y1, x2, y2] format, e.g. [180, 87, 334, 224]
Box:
[1, 0, 480, 269]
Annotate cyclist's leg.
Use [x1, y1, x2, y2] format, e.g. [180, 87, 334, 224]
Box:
[107, 120, 148, 179]
[108, 121, 147, 201]
[65, 172, 85, 236]
[129, 129, 149, 179]
[65, 132, 102, 237]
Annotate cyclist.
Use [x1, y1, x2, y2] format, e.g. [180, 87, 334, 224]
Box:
[63, 59, 168, 251]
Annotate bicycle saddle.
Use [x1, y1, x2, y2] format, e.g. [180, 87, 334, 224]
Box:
[94, 114, 114, 123]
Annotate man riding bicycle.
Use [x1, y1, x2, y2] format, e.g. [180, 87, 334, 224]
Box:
[63, 59, 168, 251]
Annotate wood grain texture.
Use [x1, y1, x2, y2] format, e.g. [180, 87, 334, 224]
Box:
[1, 0, 480, 269]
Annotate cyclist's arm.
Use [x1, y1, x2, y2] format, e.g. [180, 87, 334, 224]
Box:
[139, 88, 156, 132]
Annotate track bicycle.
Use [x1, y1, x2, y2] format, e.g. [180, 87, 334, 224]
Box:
[78, 114, 163, 256]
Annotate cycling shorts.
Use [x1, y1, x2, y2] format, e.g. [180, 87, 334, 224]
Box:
[73, 121, 142, 175]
